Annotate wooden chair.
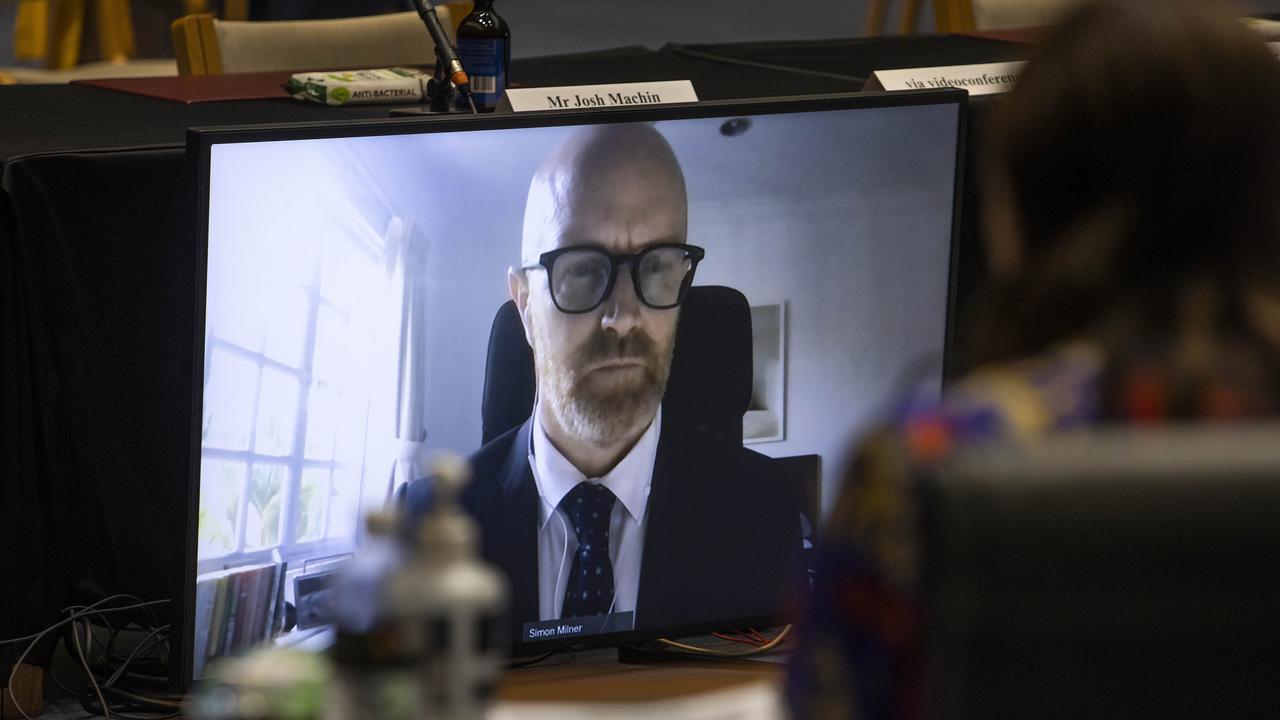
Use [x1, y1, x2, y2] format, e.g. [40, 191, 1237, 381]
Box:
[865, 0, 931, 36]
[866, 0, 1078, 35]
[181, 0, 251, 21]
[933, 0, 975, 33]
[170, 6, 468, 75]
[14, 0, 137, 70]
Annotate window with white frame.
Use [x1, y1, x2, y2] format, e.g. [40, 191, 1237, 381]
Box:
[198, 209, 390, 575]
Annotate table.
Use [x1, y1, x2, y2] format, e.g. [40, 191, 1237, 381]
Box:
[499, 643, 784, 704]
[0, 34, 1022, 658]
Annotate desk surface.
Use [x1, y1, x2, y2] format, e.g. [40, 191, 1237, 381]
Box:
[0, 36, 1020, 164]
[499, 643, 786, 704]
[34, 648, 784, 719]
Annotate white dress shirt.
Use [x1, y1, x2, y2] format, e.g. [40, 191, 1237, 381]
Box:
[528, 402, 659, 621]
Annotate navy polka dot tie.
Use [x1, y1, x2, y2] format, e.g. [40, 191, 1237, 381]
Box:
[560, 482, 617, 619]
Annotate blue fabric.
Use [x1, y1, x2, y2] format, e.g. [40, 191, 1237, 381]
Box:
[560, 482, 617, 618]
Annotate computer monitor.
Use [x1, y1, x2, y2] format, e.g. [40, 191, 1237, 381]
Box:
[184, 91, 965, 685]
[922, 425, 1280, 716]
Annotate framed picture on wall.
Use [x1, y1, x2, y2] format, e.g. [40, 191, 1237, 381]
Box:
[744, 303, 786, 444]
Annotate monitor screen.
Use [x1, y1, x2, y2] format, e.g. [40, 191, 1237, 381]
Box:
[187, 92, 963, 681]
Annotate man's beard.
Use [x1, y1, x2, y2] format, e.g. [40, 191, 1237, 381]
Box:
[533, 322, 673, 447]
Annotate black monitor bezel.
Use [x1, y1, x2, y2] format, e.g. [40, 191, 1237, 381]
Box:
[181, 89, 967, 688]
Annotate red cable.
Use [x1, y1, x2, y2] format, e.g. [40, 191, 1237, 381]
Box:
[712, 631, 763, 646]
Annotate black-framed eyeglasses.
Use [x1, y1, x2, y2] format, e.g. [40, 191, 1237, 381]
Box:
[521, 243, 705, 314]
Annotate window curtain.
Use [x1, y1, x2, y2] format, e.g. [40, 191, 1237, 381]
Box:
[384, 215, 432, 499]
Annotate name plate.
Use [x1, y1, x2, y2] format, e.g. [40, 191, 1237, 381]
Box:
[522, 611, 635, 641]
[864, 61, 1026, 96]
[1243, 17, 1280, 42]
[496, 80, 698, 113]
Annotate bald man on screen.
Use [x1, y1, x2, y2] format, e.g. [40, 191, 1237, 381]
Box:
[406, 123, 801, 634]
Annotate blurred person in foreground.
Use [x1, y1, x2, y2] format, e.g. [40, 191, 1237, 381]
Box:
[787, 0, 1280, 716]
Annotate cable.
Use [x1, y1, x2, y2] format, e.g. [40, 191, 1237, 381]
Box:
[505, 650, 556, 669]
[97, 625, 178, 716]
[75, 620, 180, 719]
[105, 626, 170, 687]
[664, 44, 869, 84]
[85, 686, 180, 720]
[712, 630, 766, 647]
[552, 511, 570, 613]
[71, 617, 111, 720]
[100, 686, 184, 711]
[653, 625, 792, 657]
[0, 596, 169, 645]
[51, 624, 161, 699]
[66, 592, 161, 629]
[2, 597, 170, 720]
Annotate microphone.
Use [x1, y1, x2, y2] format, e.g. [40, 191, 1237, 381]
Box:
[412, 0, 472, 98]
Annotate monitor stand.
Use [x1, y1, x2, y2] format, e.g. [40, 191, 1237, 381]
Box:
[617, 642, 688, 664]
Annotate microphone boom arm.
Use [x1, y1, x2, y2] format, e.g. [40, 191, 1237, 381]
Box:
[412, 0, 472, 96]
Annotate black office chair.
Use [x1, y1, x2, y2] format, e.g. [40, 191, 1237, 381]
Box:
[479, 284, 753, 445]
[920, 425, 1280, 717]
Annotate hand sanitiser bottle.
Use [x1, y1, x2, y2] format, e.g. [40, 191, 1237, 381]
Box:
[455, 0, 510, 111]
[386, 454, 509, 720]
[329, 510, 417, 720]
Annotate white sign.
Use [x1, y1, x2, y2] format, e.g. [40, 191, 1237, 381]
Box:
[864, 61, 1026, 96]
[1269, 41, 1280, 59]
[496, 80, 698, 113]
[1243, 17, 1280, 42]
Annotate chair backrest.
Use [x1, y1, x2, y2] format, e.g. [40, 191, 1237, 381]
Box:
[170, 9, 456, 76]
[480, 285, 755, 445]
[969, 0, 1081, 31]
[935, 0, 1082, 33]
[867, 0, 1077, 35]
[922, 424, 1280, 716]
[16, 0, 137, 69]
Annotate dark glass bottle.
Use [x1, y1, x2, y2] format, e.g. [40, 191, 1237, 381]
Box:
[455, 0, 510, 111]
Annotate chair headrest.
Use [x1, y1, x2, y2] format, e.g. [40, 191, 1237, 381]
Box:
[480, 285, 754, 445]
[481, 302, 537, 444]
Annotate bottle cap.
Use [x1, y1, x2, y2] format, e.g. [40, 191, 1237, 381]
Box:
[417, 452, 478, 561]
[364, 508, 398, 537]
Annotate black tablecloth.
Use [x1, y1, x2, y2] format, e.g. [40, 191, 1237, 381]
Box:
[0, 35, 1019, 650]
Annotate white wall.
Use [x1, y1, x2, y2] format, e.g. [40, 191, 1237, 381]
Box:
[671, 108, 955, 511]
[328, 104, 957, 512]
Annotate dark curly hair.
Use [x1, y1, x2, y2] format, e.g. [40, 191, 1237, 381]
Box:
[967, 0, 1280, 415]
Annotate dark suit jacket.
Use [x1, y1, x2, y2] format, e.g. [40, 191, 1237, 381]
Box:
[402, 416, 803, 632]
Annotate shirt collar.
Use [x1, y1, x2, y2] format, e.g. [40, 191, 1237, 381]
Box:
[529, 401, 660, 529]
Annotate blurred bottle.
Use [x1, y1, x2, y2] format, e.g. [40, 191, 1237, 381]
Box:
[328, 511, 418, 720]
[385, 453, 509, 720]
[189, 647, 331, 720]
[455, 0, 510, 111]
[333, 511, 402, 636]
